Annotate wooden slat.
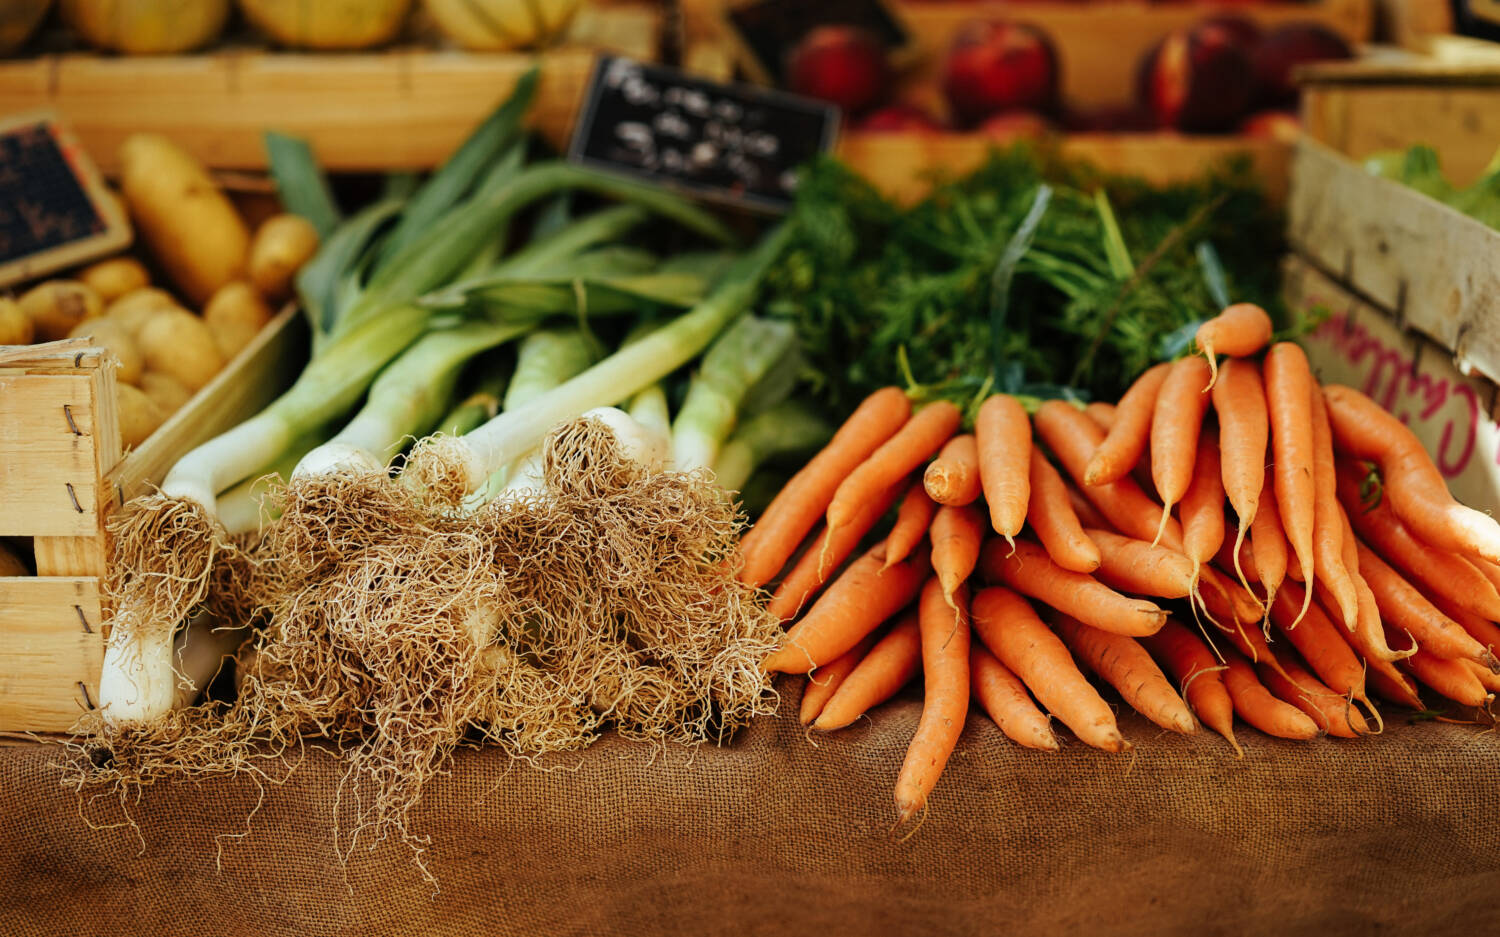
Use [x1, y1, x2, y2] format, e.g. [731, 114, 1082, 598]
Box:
[0, 578, 104, 733]
[0, 5, 660, 174]
[0, 364, 117, 540]
[1287, 136, 1500, 387]
[837, 132, 1291, 205]
[1302, 82, 1500, 186]
[109, 304, 308, 501]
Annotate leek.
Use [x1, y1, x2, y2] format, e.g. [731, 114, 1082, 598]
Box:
[412, 224, 791, 495]
[669, 315, 798, 471]
[436, 358, 513, 437]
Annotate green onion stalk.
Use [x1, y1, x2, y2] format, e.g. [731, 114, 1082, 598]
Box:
[711, 401, 833, 493]
[669, 315, 798, 472]
[404, 224, 793, 499]
[485, 326, 600, 499]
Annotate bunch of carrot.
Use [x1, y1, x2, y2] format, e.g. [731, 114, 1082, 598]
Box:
[740, 302, 1500, 824]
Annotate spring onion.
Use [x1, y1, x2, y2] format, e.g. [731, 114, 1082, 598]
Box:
[669, 315, 798, 472]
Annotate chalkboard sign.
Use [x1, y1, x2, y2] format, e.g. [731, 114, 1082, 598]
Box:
[568, 56, 840, 214]
[0, 111, 131, 289]
[725, 0, 914, 85]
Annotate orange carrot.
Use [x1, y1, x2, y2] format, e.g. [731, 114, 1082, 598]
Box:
[1035, 401, 1185, 548]
[1084, 401, 1116, 430]
[768, 481, 906, 621]
[1199, 565, 1265, 626]
[1065, 481, 1111, 531]
[1214, 530, 1260, 584]
[1335, 459, 1500, 622]
[924, 434, 982, 506]
[969, 641, 1058, 751]
[980, 539, 1168, 637]
[799, 632, 879, 725]
[894, 580, 971, 822]
[762, 540, 930, 674]
[885, 483, 938, 569]
[1180, 425, 1226, 586]
[1258, 648, 1368, 738]
[1465, 660, 1500, 695]
[1028, 450, 1101, 573]
[1220, 652, 1320, 740]
[1264, 342, 1317, 625]
[1330, 508, 1411, 664]
[1085, 362, 1171, 486]
[1308, 381, 1360, 629]
[1084, 527, 1196, 600]
[1324, 384, 1500, 565]
[1402, 649, 1492, 708]
[1471, 556, 1500, 596]
[741, 387, 911, 587]
[1268, 581, 1368, 702]
[974, 394, 1031, 541]
[1149, 356, 1214, 543]
[814, 611, 922, 731]
[1052, 612, 1197, 734]
[1195, 302, 1273, 388]
[1356, 540, 1494, 667]
[827, 400, 961, 535]
[1368, 665, 1425, 710]
[1426, 590, 1500, 660]
[1141, 619, 1239, 753]
[931, 503, 985, 607]
[1211, 357, 1269, 589]
[970, 586, 1127, 752]
[1250, 476, 1288, 604]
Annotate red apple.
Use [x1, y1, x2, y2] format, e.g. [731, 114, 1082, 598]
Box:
[1239, 109, 1301, 141]
[784, 25, 889, 116]
[978, 110, 1053, 140]
[1198, 13, 1262, 49]
[942, 20, 1059, 127]
[855, 104, 946, 133]
[1252, 23, 1353, 108]
[1062, 105, 1155, 133]
[1138, 21, 1256, 132]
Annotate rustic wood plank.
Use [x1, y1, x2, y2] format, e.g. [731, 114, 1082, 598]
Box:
[0, 578, 104, 733]
[837, 132, 1290, 204]
[1286, 137, 1500, 386]
[0, 367, 115, 540]
[0, 5, 659, 173]
[1302, 83, 1500, 186]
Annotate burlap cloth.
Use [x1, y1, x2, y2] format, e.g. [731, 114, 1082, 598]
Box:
[2, 692, 1497, 937]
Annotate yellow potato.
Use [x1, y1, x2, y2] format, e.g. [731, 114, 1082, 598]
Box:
[61, 0, 228, 54]
[116, 382, 166, 450]
[138, 371, 194, 416]
[248, 213, 319, 302]
[68, 317, 144, 385]
[18, 280, 104, 343]
[137, 308, 225, 392]
[79, 256, 151, 302]
[119, 133, 250, 306]
[106, 287, 182, 338]
[203, 281, 272, 360]
[0, 297, 33, 345]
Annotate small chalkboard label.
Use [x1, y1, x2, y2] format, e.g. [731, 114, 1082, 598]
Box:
[725, 0, 913, 85]
[0, 111, 131, 289]
[567, 55, 840, 214]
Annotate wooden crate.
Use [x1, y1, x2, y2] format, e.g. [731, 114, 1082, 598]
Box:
[890, 0, 1374, 115]
[1285, 253, 1500, 516]
[837, 131, 1292, 203]
[0, 5, 660, 174]
[0, 307, 306, 732]
[1287, 135, 1500, 387]
[1300, 53, 1500, 186]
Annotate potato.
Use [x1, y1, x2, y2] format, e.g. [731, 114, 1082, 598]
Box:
[137, 308, 225, 391]
[248, 214, 319, 302]
[18, 280, 104, 343]
[138, 370, 194, 415]
[106, 287, 181, 337]
[79, 256, 150, 302]
[203, 281, 272, 360]
[119, 133, 250, 306]
[68, 317, 144, 385]
[116, 382, 167, 449]
[0, 297, 33, 345]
